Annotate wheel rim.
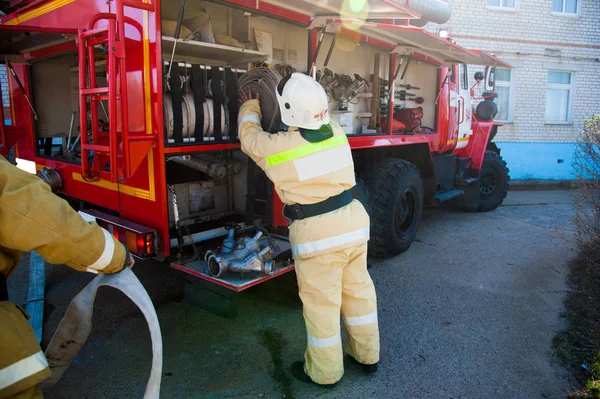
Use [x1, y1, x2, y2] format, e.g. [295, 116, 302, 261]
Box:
[480, 167, 498, 197]
[395, 187, 417, 239]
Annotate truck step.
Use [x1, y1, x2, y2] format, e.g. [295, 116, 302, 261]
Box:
[434, 189, 464, 203]
[456, 177, 479, 186]
[80, 27, 109, 40]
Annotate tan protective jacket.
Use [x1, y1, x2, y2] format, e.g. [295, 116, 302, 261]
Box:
[0, 156, 128, 276]
[0, 156, 128, 398]
[238, 99, 369, 259]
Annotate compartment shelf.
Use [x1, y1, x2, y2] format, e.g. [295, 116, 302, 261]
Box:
[170, 238, 293, 292]
[162, 36, 268, 66]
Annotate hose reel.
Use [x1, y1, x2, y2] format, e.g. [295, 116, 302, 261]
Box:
[164, 63, 235, 142]
[163, 93, 226, 139]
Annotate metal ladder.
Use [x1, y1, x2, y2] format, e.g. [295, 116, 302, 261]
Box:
[78, 0, 155, 182]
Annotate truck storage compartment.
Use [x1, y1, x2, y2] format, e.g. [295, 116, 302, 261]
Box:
[30, 52, 107, 160]
[164, 146, 293, 289]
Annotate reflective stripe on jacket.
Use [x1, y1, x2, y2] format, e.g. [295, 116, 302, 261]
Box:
[238, 99, 369, 259]
[0, 156, 127, 277]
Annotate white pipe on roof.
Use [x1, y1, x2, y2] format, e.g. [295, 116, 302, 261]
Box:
[390, 0, 452, 26]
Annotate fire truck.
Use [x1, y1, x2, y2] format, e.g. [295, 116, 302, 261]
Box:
[0, 0, 511, 293]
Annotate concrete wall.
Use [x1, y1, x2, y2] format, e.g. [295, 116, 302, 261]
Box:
[498, 142, 576, 180]
[427, 0, 600, 179]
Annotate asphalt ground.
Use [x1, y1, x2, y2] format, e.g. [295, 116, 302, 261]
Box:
[7, 190, 577, 399]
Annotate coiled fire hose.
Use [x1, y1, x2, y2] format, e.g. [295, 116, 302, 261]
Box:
[237, 67, 282, 133]
[41, 268, 163, 399]
[164, 93, 226, 139]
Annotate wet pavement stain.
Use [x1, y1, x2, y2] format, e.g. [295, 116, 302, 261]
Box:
[259, 329, 295, 399]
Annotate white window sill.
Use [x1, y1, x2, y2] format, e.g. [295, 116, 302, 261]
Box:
[486, 6, 519, 12]
[551, 11, 579, 18]
[545, 121, 573, 125]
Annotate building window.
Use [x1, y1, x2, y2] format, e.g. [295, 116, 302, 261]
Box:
[487, 0, 516, 10]
[494, 68, 513, 122]
[545, 71, 574, 124]
[552, 0, 579, 15]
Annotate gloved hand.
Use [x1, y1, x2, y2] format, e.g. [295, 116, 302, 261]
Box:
[126, 252, 135, 268]
[238, 88, 260, 106]
[121, 244, 135, 271]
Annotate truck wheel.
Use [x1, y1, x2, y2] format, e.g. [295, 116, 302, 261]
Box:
[455, 150, 510, 212]
[364, 159, 424, 258]
[478, 150, 510, 211]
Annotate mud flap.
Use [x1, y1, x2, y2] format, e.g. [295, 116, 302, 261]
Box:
[184, 277, 240, 319]
[460, 185, 481, 212]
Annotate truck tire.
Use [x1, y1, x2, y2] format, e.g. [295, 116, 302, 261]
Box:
[364, 158, 424, 258]
[455, 150, 510, 212]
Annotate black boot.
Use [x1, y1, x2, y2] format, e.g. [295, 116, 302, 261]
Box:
[290, 361, 337, 388]
[348, 356, 378, 374]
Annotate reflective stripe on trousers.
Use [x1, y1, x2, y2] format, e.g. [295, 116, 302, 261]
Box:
[0, 351, 47, 391]
[307, 332, 341, 348]
[292, 227, 369, 257]
[343, 312, 378, 327]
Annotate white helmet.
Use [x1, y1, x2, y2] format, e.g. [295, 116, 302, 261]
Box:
[276, 72, 330, 130]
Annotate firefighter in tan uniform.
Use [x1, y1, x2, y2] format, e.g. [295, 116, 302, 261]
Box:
[238, 72, 380, 386]
[0, 156, 133, 399]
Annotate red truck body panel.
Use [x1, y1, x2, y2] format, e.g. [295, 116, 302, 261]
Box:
[0, 0, 499, 259]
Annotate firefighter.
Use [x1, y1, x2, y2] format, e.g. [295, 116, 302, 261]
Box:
[238, 72, 380, 387]
[0, 156, 134, 399]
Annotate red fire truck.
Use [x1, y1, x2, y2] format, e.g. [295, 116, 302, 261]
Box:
[0, 0, 511, 292]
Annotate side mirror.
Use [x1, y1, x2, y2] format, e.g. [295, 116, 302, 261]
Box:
[484, 66, 495, 91]
[474, 71, 484, 82]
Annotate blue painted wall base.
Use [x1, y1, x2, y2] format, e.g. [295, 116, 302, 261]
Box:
[494, 142, 576, 180]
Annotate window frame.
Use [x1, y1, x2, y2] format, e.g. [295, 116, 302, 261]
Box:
[0, 64, 12, 126]
[486, 0, 518, 12]
[494, 67, 514, 123]
[459, 64, 469, 91]
[545, 70, 575, 125]
[552, 0, 580, 17]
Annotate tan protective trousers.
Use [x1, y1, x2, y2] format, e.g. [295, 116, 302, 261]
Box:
[295, 242, 380, 385]
[0, 302, 49, 399]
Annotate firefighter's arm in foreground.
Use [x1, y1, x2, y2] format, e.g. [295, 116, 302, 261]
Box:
[237, 97, 289, 164]
[0, 156, 132, 276]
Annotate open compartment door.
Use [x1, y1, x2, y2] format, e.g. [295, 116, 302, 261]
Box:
[359, 24, 481, 65]
[217, 0, 423, 26]
[468, 50, 513, 68]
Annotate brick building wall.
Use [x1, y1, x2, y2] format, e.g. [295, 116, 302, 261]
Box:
[428, 0, 600, 179]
